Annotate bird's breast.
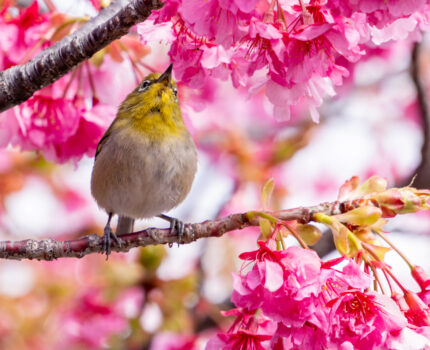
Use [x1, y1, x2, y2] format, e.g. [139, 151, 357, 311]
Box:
[90, 126, 197, 219]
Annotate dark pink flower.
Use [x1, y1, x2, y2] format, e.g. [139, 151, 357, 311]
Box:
[209, 330, 272, 350]
[47, 103, 116, 163]
[1, 2, 51, 67]
[16, 94, 80, 149]
[206, 310, 275, 350]
[326, 291, 407, 349]
[10, 95, 115, 163]
[404, 290, 430, 327]
[231, 240, 286, 310]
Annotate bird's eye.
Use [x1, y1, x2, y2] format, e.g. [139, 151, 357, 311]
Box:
[173, 87, 178, 97]
[138, 80, 151, 92]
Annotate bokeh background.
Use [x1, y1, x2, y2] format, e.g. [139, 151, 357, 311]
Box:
[1, 0, 430, 349]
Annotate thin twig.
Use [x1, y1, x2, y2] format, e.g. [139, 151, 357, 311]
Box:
[0, 201, 351, 261]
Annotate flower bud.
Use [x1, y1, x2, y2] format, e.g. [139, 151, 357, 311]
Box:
[296, 224, 322, 246]
[404, 290, 430, 326]
[371, 189, 403, 217]
[372, 187, 430, 217]
[338, 176, 387, 201]
[412, 265, 430, 291]
[334, 206, 382, 226]
[359, 176, 387, 195]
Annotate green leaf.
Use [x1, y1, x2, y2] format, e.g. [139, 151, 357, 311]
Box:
[261, 178, 275, 210]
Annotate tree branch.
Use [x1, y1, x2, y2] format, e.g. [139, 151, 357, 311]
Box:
[0, 0, 163, 113]
[408, 41, 430, 188]
[0, 201, 349, 261]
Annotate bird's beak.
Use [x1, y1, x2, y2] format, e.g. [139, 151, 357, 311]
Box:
[157, 64, 173, 87]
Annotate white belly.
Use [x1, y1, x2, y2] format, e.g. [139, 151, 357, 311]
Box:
[91, 128, 197, 218]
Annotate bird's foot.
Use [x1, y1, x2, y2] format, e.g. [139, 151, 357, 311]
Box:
[158, 214, 185, 246]
[102, 224, 121, 260]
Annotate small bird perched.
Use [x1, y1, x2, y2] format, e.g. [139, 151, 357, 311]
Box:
[91, 64, 197, 258]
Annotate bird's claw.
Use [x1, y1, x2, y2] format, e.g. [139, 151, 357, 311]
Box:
[170, 218, 184, 246]
[158, 214, 185, 246]
[102, 225, 121, 260]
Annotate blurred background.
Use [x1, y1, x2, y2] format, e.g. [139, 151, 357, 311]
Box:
[1, 0, 430, 349]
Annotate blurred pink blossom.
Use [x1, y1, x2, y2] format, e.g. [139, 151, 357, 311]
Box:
[59, 290, 129, 349]
[0, 2, 51, 68]
[150, 332, 198, 350]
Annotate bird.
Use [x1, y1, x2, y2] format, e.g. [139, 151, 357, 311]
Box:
[90, 64, 197, 258]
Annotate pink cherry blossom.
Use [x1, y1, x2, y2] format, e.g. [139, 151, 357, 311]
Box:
[138, 0, 430, 122]
[179, 0, 255, 48]
[207, 309, 276, 350]
[15, 94, 80, 150]
[7, 90, 116, 163]
[1, 2, 51, 68]
[207, 330, 272, 350]
[58, 290, 128, 349]
[326, 291, 407, 349]
[46, 103, 116, 163]
[216, 239, 415, 349]
[150, 332, 197, 350]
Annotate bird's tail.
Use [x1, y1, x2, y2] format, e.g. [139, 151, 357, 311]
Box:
[116, 216, 135, 235]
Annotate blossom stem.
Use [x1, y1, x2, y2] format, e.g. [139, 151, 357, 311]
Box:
[137, 60, 157, 74]
[62, 67, 79, 99]
[283, 222, 308, 249]
[369, 263, 386, 294]
[276, 0, 288, 30]
[85, 62, 98, 101]
[298, 0, 313, 25]
[50, 18, 89, 42]
[384, 268, 408, 293]
[279, 234, 286, 250]
[362, 243, 402, 295]
[346, 231, 362, 251]
[44, 0, 57, 12]
[381, 268, 396, 295]
[116, 40, 148, 81]
[374, 231, 413, 269]
[263, 0, 276, 23]
[18, 38, 47, 65]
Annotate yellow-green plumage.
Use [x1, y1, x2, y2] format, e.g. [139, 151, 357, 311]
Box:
[117, 73, 187, 138]
[91, 66, 197, 246]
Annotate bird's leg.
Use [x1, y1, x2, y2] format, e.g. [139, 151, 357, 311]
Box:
[158, 214, 185, 244]
[102, 212, 121, 260]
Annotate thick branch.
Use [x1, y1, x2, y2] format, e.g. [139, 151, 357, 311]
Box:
[0, 201, 346, 261]
[409, 41, 430, 188]
[0, 0, 163, 112]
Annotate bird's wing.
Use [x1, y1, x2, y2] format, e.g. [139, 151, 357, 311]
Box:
[95, 130, 110, 159]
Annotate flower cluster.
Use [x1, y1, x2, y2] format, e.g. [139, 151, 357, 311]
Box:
[139, 0, 430, 121]
[0, 2, 147, 163]
[208, 240, 430, 349]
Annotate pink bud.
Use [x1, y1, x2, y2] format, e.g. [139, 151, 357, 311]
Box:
[412, 265, 430, 290]
[404, 290, 430, 326]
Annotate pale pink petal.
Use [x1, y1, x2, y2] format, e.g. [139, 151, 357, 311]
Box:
[264, 260, 284, 292]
